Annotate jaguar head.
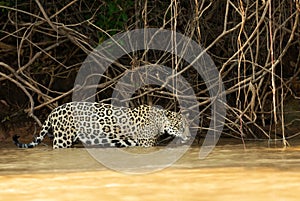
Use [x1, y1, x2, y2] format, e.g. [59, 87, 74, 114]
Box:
[177, 116, 191, 143]
[163, 112, 191, 143]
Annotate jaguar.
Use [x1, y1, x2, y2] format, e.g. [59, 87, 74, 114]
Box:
[13, 102, 190, 149]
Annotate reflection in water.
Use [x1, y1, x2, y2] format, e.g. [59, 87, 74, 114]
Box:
[1, 140, 300, 200]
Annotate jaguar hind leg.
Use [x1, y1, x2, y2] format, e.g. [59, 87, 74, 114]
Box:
[52, 131, 74, 149]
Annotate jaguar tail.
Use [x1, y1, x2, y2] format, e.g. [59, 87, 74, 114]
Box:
[13, 113, 53, 148]
[12, 134, 43, 148]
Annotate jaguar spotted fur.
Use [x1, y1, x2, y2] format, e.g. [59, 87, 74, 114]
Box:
[13, 102, 190, 149]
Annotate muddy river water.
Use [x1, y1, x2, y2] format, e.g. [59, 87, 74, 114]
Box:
[1, 139, 300, 201]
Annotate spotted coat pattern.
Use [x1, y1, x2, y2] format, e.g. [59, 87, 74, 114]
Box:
[13, 102, 190, 149]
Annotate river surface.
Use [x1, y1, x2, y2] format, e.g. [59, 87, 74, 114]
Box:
[1, 139, 300, 201]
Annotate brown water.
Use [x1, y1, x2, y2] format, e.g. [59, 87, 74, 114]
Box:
[1, 140, 300, 201]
